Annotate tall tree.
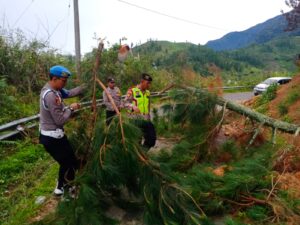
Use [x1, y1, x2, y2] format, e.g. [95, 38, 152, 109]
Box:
[284, 0, 300, 31]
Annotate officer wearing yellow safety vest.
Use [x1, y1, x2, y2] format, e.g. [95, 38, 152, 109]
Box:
[124, 73, 156, 149]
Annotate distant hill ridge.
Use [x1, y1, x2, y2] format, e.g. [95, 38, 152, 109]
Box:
[205, 14, 300, 51]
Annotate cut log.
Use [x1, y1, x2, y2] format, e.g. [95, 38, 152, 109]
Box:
[183, 87, 300, 135]
[216, 97, 300, 134]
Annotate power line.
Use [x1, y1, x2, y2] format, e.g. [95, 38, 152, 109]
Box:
[12, 0, 35, 28]
[60, 0, 71, 49]
[32, 4, 70, 50]
[46, 20, 66, 44]
[117, 0, 228, 31]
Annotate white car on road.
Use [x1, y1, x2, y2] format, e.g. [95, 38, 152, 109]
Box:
[253, 77, 291, 95]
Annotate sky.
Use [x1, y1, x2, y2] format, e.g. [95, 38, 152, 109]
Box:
[0, 0, 291, 55]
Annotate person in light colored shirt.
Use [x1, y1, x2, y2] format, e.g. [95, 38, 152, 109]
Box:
[103, 77, 122, 125]
[39, 65, 84, 196]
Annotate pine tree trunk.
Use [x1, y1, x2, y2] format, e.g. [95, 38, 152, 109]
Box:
[216, 96, 300, 134]
[184, 87, 300, 135]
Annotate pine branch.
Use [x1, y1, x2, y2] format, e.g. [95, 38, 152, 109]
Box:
[246, 122, 264, 150]
[87, 40, 104, 149]
[91, 40, 104, 123]
[95, 77, 125, 144]
[266, 159, 287, 201]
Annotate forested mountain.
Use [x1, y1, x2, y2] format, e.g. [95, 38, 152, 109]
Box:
[206, 14, 300, 51]
[134, 36, 300, 76]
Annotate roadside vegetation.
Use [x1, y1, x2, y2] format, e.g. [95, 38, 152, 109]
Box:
[252, 74, 300, 124]
[34, 88, 300, 225]
[1, 27, 300, 224]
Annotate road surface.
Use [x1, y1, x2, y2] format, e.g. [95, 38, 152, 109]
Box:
[223, 92, 253, 102]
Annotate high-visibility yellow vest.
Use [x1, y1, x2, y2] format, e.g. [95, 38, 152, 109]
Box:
[131, 87, 150, 114]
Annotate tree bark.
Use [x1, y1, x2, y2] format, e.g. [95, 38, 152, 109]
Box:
[184, 87, 300, 135]
[216, 97, 300, 134]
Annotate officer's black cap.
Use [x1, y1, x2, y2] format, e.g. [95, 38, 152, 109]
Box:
[107, 77, 115, 83]
[142, 73, 152, 82]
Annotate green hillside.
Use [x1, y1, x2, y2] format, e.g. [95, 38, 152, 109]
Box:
[231, 36, 300, 72]
[133, 37, 300, 78]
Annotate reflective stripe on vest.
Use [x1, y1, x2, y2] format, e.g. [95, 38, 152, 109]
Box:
[42, 89, 61, 111]
[132, 87, 150, 114]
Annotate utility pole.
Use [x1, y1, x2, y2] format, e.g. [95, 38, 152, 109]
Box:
[73, 0, 81, 78]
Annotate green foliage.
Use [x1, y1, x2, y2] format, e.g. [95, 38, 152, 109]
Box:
[287, 91, 300, 104]
[278, 190, 300, 215]
[0, 29, 75, 122]
[0, 77, 18, 123]
[1, 163, 57, 225]
[38, 89, 218, 224]
[0, 30, 64, 93]
[0, 138, 55, 224]
[255, 103, 268, 114]
[0, 140, 47, 187]
[256, 84, 277, 107]
[81, 43, 170, 97]
[133, 36, 300, 81]
[278, 102, 289, 116]
[207, 13, 300, 52]
[275, 82, 300, 117]
[51, 182, 116, 225]
[263, 84, 278, 102]
[2, 27, 300, 225]
[282, 115, 293, 123]
[225, 217, 248, 225]
[254, 83, 278, 114]
[245, 205, 269, 221]
[164, 89, 218, 125]
[220, 140, 240, 161]
[35, 88, 295, 225]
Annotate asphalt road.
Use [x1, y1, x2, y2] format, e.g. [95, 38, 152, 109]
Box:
[223, 91, 253, 102]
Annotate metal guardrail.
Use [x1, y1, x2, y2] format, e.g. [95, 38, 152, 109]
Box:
[0, 99, 104, 141]
[0, 87, 253, 141]
[0, 123, 38, 141]
[0, 93, 165, 141]
[0, 114, 40, 133]
[209, 85, 253, 90]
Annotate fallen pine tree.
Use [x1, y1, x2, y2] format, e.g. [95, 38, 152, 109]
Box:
[178, 86, 300, 135]
[32, 40, 300, 224]
[35, 87, 300, 225]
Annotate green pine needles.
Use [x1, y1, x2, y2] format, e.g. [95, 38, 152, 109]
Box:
[36, 88, 300, 225]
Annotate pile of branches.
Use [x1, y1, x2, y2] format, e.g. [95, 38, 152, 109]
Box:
[36, 87, 300, 225]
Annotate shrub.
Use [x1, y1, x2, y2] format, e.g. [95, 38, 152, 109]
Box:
[282, 115, 293, 123]
[286, 91, 300, 105]
[255, 84, 277, 108]
[263, 84, 278, 102]
[278, 102, 288, 116]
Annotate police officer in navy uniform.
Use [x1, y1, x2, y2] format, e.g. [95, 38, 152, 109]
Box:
[39, 65, 84, 196]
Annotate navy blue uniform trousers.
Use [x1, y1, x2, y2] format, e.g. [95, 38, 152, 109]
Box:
[39, 134, 79, 189]
[133, 120, 156, 149]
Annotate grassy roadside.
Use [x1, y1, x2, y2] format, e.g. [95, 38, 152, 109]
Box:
[0, 140, 58, 225]
[2, 162, 58, 225]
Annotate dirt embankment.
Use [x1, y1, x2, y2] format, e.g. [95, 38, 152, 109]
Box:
[237, 76, 300, 201]
[267, 75, 300, 123]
